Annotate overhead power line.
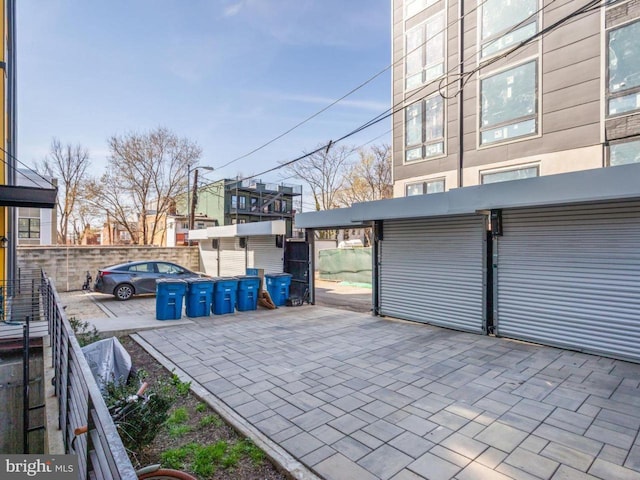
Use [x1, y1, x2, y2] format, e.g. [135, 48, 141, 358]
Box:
[213, 0, 492, 172]
[0, 145, 58, 189]
[226, 0, 610, 186]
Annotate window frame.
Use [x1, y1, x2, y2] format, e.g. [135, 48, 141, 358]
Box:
[404, 94, 446, 163]
[480, 164, 540, 184]
[608, 138, 640, 166]
[405, 10, 446, 92]
[606, 18, 640, 118]
[405, 178, 446, 196]
[479, 0, 540, 60]
[479, 59, 539, 147]
[405, 0, 438, 19]
[18, 216, 41, 239]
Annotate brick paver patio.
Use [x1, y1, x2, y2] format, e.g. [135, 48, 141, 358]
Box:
[135, 306, 640, 480]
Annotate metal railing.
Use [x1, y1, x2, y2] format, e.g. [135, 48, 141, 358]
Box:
[42, 271, 137, 480]
[0, 268, 43, 324]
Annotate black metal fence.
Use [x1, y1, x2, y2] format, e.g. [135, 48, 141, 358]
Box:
[1, 268, 43, 324]
[42, 270, 137, 480]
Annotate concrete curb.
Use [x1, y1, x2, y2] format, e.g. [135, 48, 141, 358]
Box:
[130, 333, 322, 480]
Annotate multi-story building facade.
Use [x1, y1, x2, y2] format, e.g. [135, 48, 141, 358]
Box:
[224, 179, 302, 237]
[16, 170, 56, 245]
[392, 0, 640, 196]
[149, 179, 301, 246]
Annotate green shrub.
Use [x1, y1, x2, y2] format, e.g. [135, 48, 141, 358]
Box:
[192, 441, 228, 477]
[104, 372, 179, 452]
[170, 372, 191, 396]
[199, 414, 223, 428]
[168, 424, 192, 438]
[166, 407, 189, 426]
[195, 402, 207, 413]
[160, 445, 195, 470]
[68, 316, 100, 346]
[236, 439, 264, 465]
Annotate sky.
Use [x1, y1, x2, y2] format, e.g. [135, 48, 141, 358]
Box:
[16, 0, 392, 194]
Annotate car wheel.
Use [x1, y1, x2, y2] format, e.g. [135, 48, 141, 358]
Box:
[114, 283, 134, 301]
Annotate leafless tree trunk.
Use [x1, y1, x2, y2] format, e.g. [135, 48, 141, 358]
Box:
[337, 144, 392, 207]
[37, 138, 90, 244]
[283, 143, 353, 211]
[93, 127, 202, 245]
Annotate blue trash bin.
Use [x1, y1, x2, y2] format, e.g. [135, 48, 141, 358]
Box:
[264, 273, 292, 307]
[246, 268, 259, 276]
[236, 275, 261, 311]
[185, 278, 214, 318]
[156, 279, 187, 320]
[213, 277, 239, 315]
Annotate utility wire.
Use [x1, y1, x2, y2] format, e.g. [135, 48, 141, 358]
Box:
[0, 145, 58, 189]
[213, 0, 491, 172]
[227, 0, 610, 186]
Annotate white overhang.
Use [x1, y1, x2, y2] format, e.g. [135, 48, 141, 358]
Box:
[295, 163, 640, 228]
[189, 220, 286, 240]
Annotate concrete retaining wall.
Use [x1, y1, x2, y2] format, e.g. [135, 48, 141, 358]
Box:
[17, 246, 201, 292]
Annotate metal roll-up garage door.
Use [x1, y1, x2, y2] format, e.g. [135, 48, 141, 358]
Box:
[219, 238, 246, 276]
[379, 216, 486, 333]
[247, 236, 284, 274]
[495, 201, 640, 362]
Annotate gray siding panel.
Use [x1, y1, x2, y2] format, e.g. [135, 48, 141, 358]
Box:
[496, 201, 640, 362]
[380, 216, 485, 333]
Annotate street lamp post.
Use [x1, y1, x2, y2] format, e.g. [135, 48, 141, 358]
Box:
[186, 165, 214, 244]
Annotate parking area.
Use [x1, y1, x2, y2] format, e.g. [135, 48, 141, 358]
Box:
[62, 290, 640, 480]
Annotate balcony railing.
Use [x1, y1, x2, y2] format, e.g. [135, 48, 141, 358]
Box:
[43, 271, 137, 479]
[226, 179, 302, 195]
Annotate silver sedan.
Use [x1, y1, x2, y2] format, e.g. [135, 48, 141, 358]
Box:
[93, 260, 203, 301]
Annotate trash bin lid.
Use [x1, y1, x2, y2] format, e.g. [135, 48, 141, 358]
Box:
[235, 275, 261, 280]
[185, 277, 214, 284]
[156, 278, 188, 284]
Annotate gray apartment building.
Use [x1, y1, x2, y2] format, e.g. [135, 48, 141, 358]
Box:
[296, 0, 640, 364]
[392, 0, 640, 196]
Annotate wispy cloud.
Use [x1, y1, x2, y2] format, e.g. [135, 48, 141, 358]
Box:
[270, 92, 389, 112]
[223, 1, 245, 17]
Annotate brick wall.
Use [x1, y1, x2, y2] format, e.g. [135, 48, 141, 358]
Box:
[17, 246, 201, 292]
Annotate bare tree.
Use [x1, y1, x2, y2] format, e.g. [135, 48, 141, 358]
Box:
[38, 138, 91, 244]
[337, 144, 392, 206]
[94, 127, 202, 245]
[283, 144, 353, 211]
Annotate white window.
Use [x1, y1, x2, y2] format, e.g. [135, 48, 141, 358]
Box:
[405, 95, 445, 162]
[610, 139, 640, 166]
[480, 60, 537, 145]
[481, 166, 538, 184]
[18, 208, 41, 239]
[608, 20, 640, 116]
[406, 179, 445, 196]
[406, 11, 445, 91]
[406, 0, 438, 19]
[481, 0, 538, 58]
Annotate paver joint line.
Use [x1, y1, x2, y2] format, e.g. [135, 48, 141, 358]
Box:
[111, 302, 640, 480]
[130, 333, 321, 480]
